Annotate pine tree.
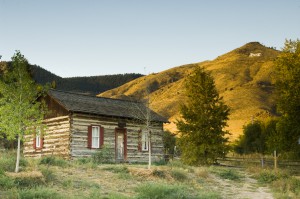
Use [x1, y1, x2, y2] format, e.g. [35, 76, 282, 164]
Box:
[176, 67, 230, 165]
[0, 51, 47, 172]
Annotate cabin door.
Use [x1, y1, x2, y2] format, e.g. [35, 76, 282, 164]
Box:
[115, 128, 127, 161]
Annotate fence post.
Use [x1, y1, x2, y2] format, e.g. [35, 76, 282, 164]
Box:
[274, 150, 278, 170]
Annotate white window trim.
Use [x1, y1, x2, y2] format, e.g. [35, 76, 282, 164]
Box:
[92, 126, 100, 148]
[36, 129, 41, 148]
[141, 131, 149, 151]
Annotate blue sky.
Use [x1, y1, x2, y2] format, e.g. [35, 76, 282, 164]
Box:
[1, 0, 300, 77]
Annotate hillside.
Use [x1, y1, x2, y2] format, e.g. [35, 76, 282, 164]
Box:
[0, 62, 143, 95]
[99, 42, 280, 140]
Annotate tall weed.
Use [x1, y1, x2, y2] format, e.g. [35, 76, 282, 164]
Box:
[135, 183, 199, 199]
[18, 187, 63, 199]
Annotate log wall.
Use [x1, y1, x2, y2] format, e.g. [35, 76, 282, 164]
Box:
[70, 113, 164, 163]
[23, 113, 165, 163]
[24, 116, 71, 159]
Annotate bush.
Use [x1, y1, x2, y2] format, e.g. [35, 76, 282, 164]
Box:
[257, 170, 279, 183]
[92, 145, 114, 164]
[39, 156, 68, 167]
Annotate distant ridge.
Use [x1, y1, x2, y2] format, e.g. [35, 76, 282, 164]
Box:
[98, 42, 280, 140]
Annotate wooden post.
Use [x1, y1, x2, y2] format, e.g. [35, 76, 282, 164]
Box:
[274, 150, 278, 170]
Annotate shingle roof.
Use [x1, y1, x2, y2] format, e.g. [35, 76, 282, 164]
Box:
[48, 89, 168, 123]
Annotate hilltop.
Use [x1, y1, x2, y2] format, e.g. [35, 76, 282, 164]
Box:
[99, 42, 280, 140]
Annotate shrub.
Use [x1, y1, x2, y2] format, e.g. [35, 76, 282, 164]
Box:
[170, 169, 188, 182]
[39, 156, 68, 167]
[257, 170, 279, 183]
[92, 145, 114, 164]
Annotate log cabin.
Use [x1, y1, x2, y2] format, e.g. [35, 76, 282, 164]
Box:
[24, 89, 168, 163]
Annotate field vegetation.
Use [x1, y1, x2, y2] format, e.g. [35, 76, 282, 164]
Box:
[1, 150, 299, 198]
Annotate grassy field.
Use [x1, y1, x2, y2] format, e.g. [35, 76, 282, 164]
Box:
[1, 150, 300, 199]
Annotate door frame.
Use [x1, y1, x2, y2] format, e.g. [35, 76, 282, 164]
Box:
[115, 128, 127, 161]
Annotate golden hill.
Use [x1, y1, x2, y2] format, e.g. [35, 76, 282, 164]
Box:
[99, 42, 280, 140]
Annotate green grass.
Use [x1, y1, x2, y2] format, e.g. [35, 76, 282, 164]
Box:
[39, 156, 69, 167]
[18, 187, 64, 199]
[0, 150, 27, 172]
[102, 165, 129, 174]
[135, 183, 201, 199]
[210, 167, 242, 181]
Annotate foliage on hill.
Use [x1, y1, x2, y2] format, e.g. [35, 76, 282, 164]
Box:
[0, 63, 143, 95]
[99, 42, 280, 139]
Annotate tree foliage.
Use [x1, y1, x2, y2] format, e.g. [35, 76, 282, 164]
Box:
[162, 130, 176, 155]
[274, 39, 300, 157]
[176, 67, 230, 165]
[0, 51, 47, 172]
[234, 121, 264, 154]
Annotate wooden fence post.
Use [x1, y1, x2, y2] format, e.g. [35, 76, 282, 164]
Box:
[274, 150, 278, 170]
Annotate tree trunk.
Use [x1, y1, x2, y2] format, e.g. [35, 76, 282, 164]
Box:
[148, 135, 151, 169]
[15, 134, 21, 173]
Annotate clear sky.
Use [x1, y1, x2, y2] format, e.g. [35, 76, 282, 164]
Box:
[1, 0, 300, 77]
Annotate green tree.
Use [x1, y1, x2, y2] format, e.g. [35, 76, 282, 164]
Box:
[0, 51, 47, 172]
[234, 121, 266, 154]
[176, 67, 230, 165]
[274, 39, 300, 157]
[162, 130, 176, 156]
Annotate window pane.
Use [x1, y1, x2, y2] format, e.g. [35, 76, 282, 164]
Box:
[92, 126, 100, 148]
[92, 127, 99, 137]
[36, 135, 40, 148]
[36, 128, 41, 148]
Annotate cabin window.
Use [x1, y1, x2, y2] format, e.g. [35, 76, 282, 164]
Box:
[142, 131, 149, 151]
[34, 127, 43, 149]
[36, 133, 41, 148]
[92, 126, 100, 148]
[88, 125, 104, 149]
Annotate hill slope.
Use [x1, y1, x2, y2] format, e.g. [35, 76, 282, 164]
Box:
[0, 62, 143, 95]
[99, 42, 280, 140]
